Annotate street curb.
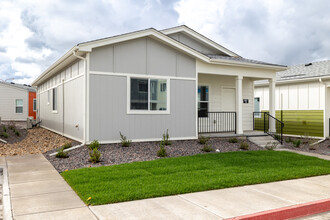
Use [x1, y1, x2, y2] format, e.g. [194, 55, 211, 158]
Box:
[227, 198, 330, 220]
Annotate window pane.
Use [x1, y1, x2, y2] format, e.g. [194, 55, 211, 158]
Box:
[131, 78, 148, 110]
[150, 79, 167, 111]
[53, 88, 57, 111]
[198, 103, 208, 117]
[198, 86, 208, 101]
[16, 107, 23, 113]
[33, 99, 37, 111]
[16, 99, 23, 106]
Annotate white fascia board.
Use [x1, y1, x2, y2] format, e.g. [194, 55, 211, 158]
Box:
[161, 26, 239, 57]
[254, 75, 330, 87]
[78, 29, 210, 62]
[32, 46, 79, 86]
[209, 59, 287, 71]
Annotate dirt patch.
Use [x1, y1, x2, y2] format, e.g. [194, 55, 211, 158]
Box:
[45, 137, 263, 173]
[0, 124, 27, 144]
[0, 127, 77, 156]
[281, 136, 330, 155]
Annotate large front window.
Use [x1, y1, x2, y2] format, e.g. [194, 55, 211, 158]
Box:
[130, 78, 168, 112]
[198, 86, 208, 117]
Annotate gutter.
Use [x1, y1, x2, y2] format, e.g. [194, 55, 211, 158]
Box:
[209, 59, 287, 71]
[255, 75, 330, 87]
[72, 50, 88, 145]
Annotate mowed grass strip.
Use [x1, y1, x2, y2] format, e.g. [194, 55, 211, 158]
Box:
[61, 151, 330, 205]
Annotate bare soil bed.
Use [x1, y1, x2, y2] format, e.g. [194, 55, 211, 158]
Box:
[281, 136, 330, 155]
[0, 127, 74, 156]
[45, 137, 263, 173]
[0, 124, 27, 144]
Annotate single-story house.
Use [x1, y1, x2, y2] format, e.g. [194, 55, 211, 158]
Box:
[0, 81, 37, 121]
[254, 60, 330, 138]
[32, 25, 286, 144]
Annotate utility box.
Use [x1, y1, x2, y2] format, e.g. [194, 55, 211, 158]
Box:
[27, 117, 34, 129]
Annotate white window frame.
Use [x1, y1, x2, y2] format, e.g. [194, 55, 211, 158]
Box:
[52, 87, 58, 113]
[15, 99, 23, 114]
[198, 84, 210, 117]
[127, 76, 170, 115]
[33, 98, 37, 112]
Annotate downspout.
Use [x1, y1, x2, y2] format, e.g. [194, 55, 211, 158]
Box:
[62, 79, 65, 136]
[73, 50, 87, 144]
[319, 78, 328, 139]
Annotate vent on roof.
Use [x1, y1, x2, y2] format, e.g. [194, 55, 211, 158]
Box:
[10, 82, 15, 84]
[305, 63, 312, 66]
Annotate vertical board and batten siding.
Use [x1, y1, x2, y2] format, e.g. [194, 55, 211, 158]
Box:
[89, 37, 196, 141]
[38, 59, 85, 141]
[198, 74, 254, 131]
[254, 81, 325, 137]
[0, 84, 28, 120]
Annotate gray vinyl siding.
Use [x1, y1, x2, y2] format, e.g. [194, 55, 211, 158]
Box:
[167, 32, 222, 55]
[0, 84, 28, 121]
[89, 75, 196, 141]
[89, 37, 196, 78]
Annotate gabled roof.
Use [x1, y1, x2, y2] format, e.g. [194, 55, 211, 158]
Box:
[161, 25, 240, 57]
[0, 81, 36, 92]
[32, 26, 286, 86]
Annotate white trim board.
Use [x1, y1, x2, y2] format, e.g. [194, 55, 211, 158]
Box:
[40, 125, 83, 143]
[37, 74, 84, 95]
[89, 71, 196, 81]
[87, 136, 198, 145]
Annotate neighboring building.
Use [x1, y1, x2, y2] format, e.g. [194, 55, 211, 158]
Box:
[0, 81, 37, 121]
[254, 60, 330, 137]
[32, 25, 286, 144]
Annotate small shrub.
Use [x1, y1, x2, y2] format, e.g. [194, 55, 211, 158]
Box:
[285, 137, 293, 143]
[120, 132, 131, 147]
[293, 139, 301, 148]
[89, 148, 101, 163]
[62, 142, 72, 149]
[157, 142, 167, 157]
[274, 134, 281, 141]
[88, 140, 99, 150]
[201, 143, 214, 152]
[1, 132, 8, 138]
[228, 137, 238, 143]
[14, 130, 20, 136]
[162, 129, 171, 145]
[240, 142, 249, 150]
[56, 147, 68, 158]
[265, 142, 278, 150]
[2, 126, 6, 132]
[198, 135, 209, 144]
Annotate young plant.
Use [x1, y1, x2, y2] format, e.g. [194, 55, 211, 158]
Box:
[56, 147, 69, 158]
[198, 135, 209, 145]
[1, 132, 8, 138]
[14, 130, 20, 136]
[89, 148, 101, 163]
[285, 137, 293, 143]
[240, 142, 249, 150]
[201, 143, 214, 152]
[88, 140, 99, 150]
[274, 134, 281, 141]
[162, 129, 171, 145]
[2, 126, 6, 132]
[265, 142, 278, 150]
[228, 137, 238, 143]
[293, 139, 301, 148]
[120, 132, 131, 147]
[157, 142, 167, 157]
[62, 142, 72, 150]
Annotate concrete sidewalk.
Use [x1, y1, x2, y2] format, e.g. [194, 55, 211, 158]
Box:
[1, 154, 96, 220]
[90, 175, 330, 220]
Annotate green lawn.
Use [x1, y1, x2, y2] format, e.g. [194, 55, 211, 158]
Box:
[61, 151, 330, 205]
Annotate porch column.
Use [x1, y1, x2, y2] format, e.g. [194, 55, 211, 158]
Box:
[236, 76, 243, 134]
[269, 78, 276, 132]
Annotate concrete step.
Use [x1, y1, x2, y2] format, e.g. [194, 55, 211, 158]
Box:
[248, 136, 283, 148]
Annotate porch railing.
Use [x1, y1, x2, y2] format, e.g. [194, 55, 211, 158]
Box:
[198, 112, 236, 133]
[253, 112, 284, 144]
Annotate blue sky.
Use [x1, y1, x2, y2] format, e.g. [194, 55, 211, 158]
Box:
[0, 0, 329, 84]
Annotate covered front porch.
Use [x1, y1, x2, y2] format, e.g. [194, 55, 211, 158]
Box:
[197, 69, 277, 136]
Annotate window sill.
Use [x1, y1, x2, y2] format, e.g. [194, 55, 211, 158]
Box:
[52, 110, 58, 114]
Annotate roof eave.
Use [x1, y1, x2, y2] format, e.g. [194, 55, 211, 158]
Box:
[210, 59, 287, 71]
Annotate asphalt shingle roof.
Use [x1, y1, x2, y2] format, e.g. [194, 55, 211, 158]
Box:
[206, 55, 286, 67]
[0, 81, 36, 92]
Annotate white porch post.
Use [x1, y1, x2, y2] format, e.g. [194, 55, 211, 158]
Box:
[236, 76, 243, 134]
[269, 78, 276, 132]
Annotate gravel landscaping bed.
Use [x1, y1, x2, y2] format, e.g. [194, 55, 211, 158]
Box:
[0, 127, 75, 156]
[45, 137, 263, 172]
[281, 136, 330, 155]
[0, 123, 27, 144]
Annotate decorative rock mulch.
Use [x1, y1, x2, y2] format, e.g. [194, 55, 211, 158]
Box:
[45, 137, 263, 173]
[281, 136, 330, 155]
[0, 127, 74, 156]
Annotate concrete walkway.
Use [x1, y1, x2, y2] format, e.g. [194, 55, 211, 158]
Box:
[90, 175, 330, 219]
[1, 154, 96, 220]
